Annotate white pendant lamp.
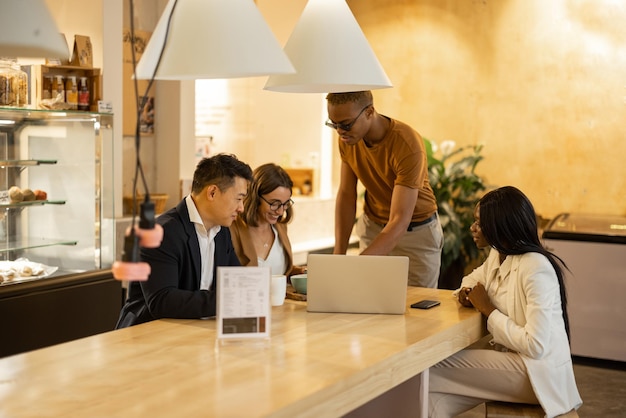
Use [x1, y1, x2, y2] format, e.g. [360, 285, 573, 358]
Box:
[0, 0, 69, 59]
[135, 0, 295, 80]
[264, 0, 392, 93]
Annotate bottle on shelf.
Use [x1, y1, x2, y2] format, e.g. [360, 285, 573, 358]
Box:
[53, 75, 65, 104]
[78, 76, 90, 111]
[65, 76, 78, 110]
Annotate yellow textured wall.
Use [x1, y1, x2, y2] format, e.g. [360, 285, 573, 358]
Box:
[349, 0, 626, 218]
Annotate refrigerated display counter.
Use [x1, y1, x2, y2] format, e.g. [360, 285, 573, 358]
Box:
[543, 213, 626, 362]
[0, 108, 121, 357]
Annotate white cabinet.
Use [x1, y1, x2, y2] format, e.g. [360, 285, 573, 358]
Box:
[543, 213, 626, 362]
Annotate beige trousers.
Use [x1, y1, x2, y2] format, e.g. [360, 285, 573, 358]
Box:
[356, 213, 443, 287]
[428, 337, 539, 418]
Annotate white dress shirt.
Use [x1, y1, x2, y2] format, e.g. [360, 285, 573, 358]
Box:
[185, 194, 220, 290]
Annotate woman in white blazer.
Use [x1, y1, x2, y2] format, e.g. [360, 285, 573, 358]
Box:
[428, 186, 582, 418]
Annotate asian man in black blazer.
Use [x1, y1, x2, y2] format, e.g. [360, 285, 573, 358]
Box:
[116, 154, 253, 328]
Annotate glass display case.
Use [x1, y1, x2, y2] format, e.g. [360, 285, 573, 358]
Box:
[0, 107, 115, 283]
[0, 107, 120, 357]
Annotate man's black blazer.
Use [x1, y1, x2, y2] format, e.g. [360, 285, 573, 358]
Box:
[116, 199, 241, 328]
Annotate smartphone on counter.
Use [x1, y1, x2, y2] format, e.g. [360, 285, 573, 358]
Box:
[410, 299, 441, 309]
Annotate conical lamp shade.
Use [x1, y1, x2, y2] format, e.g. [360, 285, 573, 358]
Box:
[0, 0, 69, 59]
[264, 0, 392, 93]
[135, 0, 295, 80]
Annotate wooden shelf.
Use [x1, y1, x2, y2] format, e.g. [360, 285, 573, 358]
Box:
[284, 167, 314, 196]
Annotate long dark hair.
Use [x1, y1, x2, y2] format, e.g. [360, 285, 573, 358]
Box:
[478, 186, 570, 339]
[242, 163, 294, 227]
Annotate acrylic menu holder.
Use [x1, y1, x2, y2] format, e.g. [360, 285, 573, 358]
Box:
[216, 266, 271, 345]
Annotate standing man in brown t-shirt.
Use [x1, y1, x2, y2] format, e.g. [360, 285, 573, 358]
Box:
[326, 91, 443, 287]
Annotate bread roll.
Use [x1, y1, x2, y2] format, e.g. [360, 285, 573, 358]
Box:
[22, 188, 36, 201]
[9, 186, 23, 203]
[34, 189, 48, 200]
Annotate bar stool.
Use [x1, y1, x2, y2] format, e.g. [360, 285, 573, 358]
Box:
[484, 401, 579, 418]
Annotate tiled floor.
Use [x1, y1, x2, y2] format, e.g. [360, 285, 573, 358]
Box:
[455, 357, 626, 417]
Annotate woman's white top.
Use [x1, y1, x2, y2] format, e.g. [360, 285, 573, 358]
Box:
[257, 226, 287, 276]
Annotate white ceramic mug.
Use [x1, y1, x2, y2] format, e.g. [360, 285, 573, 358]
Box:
[270, 274, 287, 306]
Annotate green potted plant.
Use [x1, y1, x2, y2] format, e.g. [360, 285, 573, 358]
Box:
[423, 138, 486, 289]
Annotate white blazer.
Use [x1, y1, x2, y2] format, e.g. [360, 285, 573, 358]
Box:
[460, 249, 582, 417]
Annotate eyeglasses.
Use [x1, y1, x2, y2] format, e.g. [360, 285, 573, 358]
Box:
[325, 104, 371, 131]
[260, 195, 294, 211]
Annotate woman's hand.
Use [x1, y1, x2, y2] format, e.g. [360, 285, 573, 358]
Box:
[467, 282, 497, 317]
[458, 287, 473, 307]
[290, 265, 307, 276]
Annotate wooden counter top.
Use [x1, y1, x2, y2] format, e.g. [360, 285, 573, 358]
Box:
[0, 287, 484, 418]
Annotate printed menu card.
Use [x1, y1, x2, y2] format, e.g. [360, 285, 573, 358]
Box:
[216, 266, 271, 340]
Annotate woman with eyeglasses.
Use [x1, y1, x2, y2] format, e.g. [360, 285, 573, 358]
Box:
[230, 163, 306, 277]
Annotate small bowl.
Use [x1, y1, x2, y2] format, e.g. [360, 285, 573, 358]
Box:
[290, 274, 307, 294]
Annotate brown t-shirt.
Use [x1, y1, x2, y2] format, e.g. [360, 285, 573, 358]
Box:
[338, 118, 437, 225]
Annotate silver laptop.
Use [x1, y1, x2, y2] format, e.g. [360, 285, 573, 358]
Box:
[306, 254, 409, 314]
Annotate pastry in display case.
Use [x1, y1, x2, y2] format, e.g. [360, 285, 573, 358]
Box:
[0, 107, 120, 357]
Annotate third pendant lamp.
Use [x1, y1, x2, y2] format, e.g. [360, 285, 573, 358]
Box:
[264, 0, 392, 93]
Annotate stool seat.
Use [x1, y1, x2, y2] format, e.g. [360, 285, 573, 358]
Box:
[485, 401, 579, 418]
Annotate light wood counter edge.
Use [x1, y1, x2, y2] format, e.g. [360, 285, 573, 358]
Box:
[0, 288, 485, 418]
[273, 290, 485, 417]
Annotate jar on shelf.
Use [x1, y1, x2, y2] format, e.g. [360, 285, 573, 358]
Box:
[42, 75, 53, 100]
[0, 58, 28, 107]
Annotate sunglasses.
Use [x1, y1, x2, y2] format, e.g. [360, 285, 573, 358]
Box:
[325, 104, 371, 131]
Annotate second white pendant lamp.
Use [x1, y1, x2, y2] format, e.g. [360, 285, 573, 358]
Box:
[264, 0, 392, 93]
